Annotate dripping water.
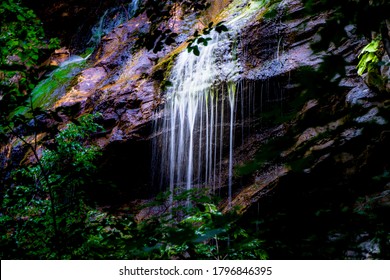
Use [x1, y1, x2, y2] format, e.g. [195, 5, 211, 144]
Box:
[153, 29, 240, 199]
[152, 0, 264, 205]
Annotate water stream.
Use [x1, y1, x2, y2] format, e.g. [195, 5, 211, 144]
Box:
[153, 1, 262, 204]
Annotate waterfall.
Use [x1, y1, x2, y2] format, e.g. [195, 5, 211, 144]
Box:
[152, 0, 263, 203]
[153, 28, 240, 198]
[228, 82, 236, 207]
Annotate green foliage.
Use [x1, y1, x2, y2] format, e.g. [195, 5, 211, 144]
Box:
[297, 0, 390, 92]
[1, 114, 102, 259]
[120, 189, 267, 260]
[0, 0, 60, 94]
[1, 186, 268, 259]
[0, 0, 60, 145]
[0, 0, 58, 70]
[186, 21, 228, 56]
[40, 114, 102, 182]
[357, 37, 381, 76]
[0, 0, 264, 260]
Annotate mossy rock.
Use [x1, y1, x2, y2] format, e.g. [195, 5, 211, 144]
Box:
[13, 59, 87, 116]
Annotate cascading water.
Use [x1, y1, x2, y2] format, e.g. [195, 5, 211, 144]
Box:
[154, 30, 238, 197]
[153, 0, 263, 205]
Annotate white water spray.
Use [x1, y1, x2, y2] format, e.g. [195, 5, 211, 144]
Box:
[153, 0, 263, 203]
[154, 27, 240, 200]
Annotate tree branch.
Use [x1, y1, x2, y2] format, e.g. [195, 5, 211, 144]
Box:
[7, 124, 60, 258]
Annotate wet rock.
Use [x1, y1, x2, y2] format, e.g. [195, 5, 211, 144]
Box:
[359, 240, 380, 259]
[304, 140, 334, 156]
[54, 66, 107, 109]
[354, 107, 387, 125]
[27, 0, 129, 52]
[334, 153, 354, 164]
[222, 165, 290, 214]
[346, 85, 376, 107]
[281, 118, 345, 157]
[242, 0, 326, 80]
[303, 153, 331, 173]
[340, 128, 363, 141]
[3, 0, 388, 222]
[49, 47, 71, 66]
[380, 54, 390, 93]
[299, 99, 319, 116]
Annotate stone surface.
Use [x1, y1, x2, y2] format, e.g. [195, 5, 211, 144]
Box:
[355, 107, 387, 125]
[54, 67, 107, 109]
[242, 0, 325, 80]
[346, 84, 376, 107]
[222, 165, 290, 214]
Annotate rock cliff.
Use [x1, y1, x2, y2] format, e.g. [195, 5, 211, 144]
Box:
[1, 0, 389, 258]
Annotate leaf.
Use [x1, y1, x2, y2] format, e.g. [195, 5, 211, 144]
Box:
[161, 80, 173, 91]
[31, 54, 39, 61]
[215, 25, 228, 33]
[186, 38, 195, 45]
[11, 113, 28, 125]
[201, 37, 211, 46]
[197, 37, 205, 44]
[17, 14, 25, 21]
[193, 228, 225, 243]
[357, 52, 379, 75]
[193, 46, 200, 56]
[360, 39, 380, 54]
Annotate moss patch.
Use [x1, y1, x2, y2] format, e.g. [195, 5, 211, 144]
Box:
[14, 60, 86, 116]
[152, 48, 182, 91]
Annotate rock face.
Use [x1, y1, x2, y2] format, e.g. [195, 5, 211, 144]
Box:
[177, 0, 386, 214]
[243, 0, 325, 80]
[26, 0, 130, 52]
[1, 0, 389, 256]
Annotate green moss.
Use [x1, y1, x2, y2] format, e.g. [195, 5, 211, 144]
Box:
[14, 60, 86, 115]
[153, 51, 180, 91]
[80, 47, 95, 59]
[253, 0, 283, 21]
